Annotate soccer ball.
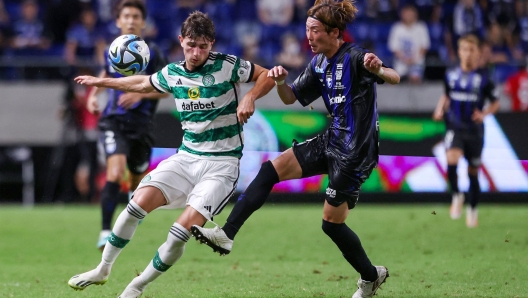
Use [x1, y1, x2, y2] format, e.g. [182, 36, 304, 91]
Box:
[108, 34, 150, 76]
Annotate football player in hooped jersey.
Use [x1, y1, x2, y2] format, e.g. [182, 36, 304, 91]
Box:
[191, 1, 400, 297]
[69, 11, 275, 298]
[86, 0, 168, 251]
[433, 34, 499, 228]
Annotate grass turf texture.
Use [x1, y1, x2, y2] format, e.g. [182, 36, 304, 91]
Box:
[0, 204, 527, 298]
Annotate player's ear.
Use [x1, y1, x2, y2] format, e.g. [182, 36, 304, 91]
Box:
[178, 35, 184, 46]
[115, 19, 122, 29]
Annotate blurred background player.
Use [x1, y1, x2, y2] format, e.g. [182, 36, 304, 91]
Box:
[433, 34, 500, 228]
[191, 1, 400, 297]
[87, 0, 168, 250]
[69, 11, 275, 298]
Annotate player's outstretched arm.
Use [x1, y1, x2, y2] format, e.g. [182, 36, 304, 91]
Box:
[75, 74, 154, 94]
[363, 53, 400, 85]
[268, 65, 297, 105]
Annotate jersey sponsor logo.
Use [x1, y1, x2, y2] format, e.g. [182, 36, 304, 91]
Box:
[326, 187, 336, 198]
[329, 95, 346, 104]
[188, 87, 200, 99]
[181, 101, 216, 111]
[202, 74, 215, 86]
[449, 91, 478, 102]
[175, 78, 182, 85]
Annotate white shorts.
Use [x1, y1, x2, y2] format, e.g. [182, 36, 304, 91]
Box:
[135, 151, 239, 220]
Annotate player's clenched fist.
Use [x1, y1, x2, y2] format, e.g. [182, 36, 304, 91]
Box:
[267, 66, 289, 83]
[363, 53, 382, 73]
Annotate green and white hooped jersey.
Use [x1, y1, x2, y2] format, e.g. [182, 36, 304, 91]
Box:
[150, 52, 254, 159]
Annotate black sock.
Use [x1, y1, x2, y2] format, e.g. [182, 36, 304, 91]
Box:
[447, 165, 459, 193]
[468, 174, 480, 208]
[101, 181, 121, 230]
[322, 219, 378, 282]
[223, 161, 279, 240]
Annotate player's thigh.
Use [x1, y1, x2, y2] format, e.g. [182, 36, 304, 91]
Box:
[127, 137, 153, 174]
[326, 163, 371, 210]
[463, 134, 483, 169]
[135, 154, 195, 210]
[445, 130, 464, 164]
[127, 137, 153, 188]
[187, 159, 239, 221]
[271, 149, 302, 181]
[287, 135, 328, 180]
[101, 128, 129, 181]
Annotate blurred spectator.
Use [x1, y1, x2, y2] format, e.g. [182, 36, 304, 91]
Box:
[485, 22, 508, 63]
[365, 0, 400, 22]
[480, 0, 516, 29]
[514, 0, 528, 56]
[64, 8, 106, 66]
[0, 0, 8, 55]
[9, 0, 51, 54]
[275, 32, 307, 84]
[240, 32, 266, 67]
[388, 5, 430, 83]
[444, 0, 485, 62]
[257, 0, 294, 47]
[504, 61, 528, 111]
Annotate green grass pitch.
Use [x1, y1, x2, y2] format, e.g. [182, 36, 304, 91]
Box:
[0, 203, 527, 297]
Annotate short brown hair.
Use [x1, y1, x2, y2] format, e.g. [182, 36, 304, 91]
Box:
[458, 34, 480, 48]
[307, 0, 358, 39]
[116, 0, 146, 20]
[181, 11, 215, 42]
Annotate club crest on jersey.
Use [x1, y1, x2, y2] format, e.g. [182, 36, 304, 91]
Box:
[202, 74, 215, 86]
[326, 75, 333, 88]
[188, 87, 200, 99]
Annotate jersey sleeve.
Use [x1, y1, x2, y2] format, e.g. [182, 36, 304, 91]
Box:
[291, 61, 321, 107]
[355, 51, 385, 85]
[483, 78, 498, 102]
[150, 65, 171, 94]
[230, 55, 255, 83]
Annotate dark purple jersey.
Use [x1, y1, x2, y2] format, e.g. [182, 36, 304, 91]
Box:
[291, 43, 384, 170]
[444, 66, 497, 135]
[102, 41, 167, 124]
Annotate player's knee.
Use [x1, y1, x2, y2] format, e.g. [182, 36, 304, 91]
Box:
[255, 161, 279, 185]
[107, 167, 125, 182]
[322, 219, 342, 238]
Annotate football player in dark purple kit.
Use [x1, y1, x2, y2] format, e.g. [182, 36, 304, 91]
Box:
[191, 1, 400, 297]
[433, 34, 499, 228]
[86, 0, 168, 250]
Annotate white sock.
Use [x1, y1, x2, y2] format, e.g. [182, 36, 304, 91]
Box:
[99, 200, 147, 274]
[134, 223, 190, 289]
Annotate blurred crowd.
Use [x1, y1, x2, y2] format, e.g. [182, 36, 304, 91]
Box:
[0, 0, 527, 84]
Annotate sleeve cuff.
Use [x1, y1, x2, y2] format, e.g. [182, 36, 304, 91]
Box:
[246, 62, 255, 83]
[149, 75, 165, 93]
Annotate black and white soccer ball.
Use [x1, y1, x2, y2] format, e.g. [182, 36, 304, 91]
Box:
[108, 34, 150, 76]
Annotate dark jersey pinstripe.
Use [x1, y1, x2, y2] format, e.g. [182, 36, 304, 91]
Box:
[444, 67, 497, 135]
[101, 41, 168, 125]
[291, 43, 385, 171]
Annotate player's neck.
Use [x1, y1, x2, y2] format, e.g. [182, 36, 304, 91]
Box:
[460, 64, 477, 72]
[323, 40, 345, 59]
